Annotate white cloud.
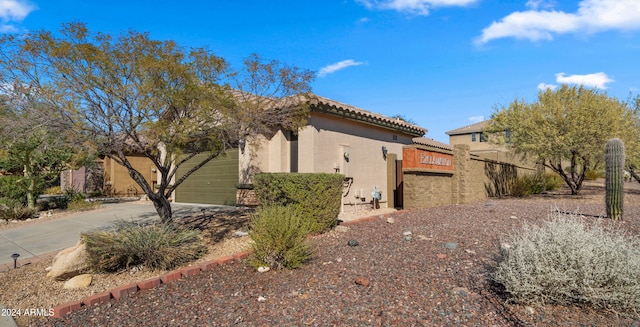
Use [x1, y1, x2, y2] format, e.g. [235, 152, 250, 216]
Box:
[537, 83, 558, 91]
[467, 115, 484, 123]
[476, 0, 640, 44]
[0, 0, 34, 21]
[356, 0, 478, 16]
[0, 23, 17, 32]
[526, 0, 556, 10]
[555, 72, 614, 89]
[0, 0, 36, 33]
[318, 60, 365, 78]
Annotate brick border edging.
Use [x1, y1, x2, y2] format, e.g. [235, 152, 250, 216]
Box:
[51, 209, 408, 319]
[52, 250, 252, 318]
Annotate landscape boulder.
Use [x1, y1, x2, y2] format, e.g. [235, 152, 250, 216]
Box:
[46, 241, 92, 281]
[63, 274, 93, 289]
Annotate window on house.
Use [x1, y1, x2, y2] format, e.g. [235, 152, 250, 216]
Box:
[471, 132, 476, 142]
[505, 130, 511, 143]
[479, 133, 486, 142]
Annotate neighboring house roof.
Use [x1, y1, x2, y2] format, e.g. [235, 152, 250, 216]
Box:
[308, 95, 427, 137]
[412, 137, 453, 151]
[446, 120, 490, 136]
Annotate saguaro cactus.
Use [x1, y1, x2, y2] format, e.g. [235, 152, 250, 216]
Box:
[605, 138, 625, 220]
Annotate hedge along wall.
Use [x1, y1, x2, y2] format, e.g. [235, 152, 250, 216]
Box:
[253, 173, 344, 233]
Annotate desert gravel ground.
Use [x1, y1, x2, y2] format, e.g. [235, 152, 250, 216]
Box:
[3, 180, 640, 326]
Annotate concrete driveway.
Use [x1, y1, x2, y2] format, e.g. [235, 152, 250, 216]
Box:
[0, 202, 227, 267]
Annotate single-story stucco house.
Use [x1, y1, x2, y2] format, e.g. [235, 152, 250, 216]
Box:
[174, 95, 427, 212]
[63, 95, 429, 212]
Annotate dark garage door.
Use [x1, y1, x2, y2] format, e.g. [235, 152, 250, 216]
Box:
[175, 149, 239, 205]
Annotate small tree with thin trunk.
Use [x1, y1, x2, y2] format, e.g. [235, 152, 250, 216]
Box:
[487, 85, 640, 195]
[626, 95, 640, 182]
[0, 84, 77, 208]
[0, 23, 314, 222]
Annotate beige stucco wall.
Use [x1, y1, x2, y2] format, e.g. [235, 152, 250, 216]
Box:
[239, 130, 291, 183]
[240, 111, 417, 211]
[449, 133, 508, 152]
[302, 113, 414, 210]
[450, 133, 539, 168]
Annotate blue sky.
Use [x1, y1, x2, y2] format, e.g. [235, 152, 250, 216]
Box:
[2, 0, 640, 143]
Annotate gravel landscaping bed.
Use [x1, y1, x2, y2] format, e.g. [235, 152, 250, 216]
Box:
[37, 182, 640, 326]
[0, 207, 254, 327]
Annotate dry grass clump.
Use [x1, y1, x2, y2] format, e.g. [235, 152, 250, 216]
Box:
[81, 220, 207, 272]
[249, 205, 313, 270]
[66, 198, 101, 212]
[493, 210, 640, 316]
[0, 199, 38, 222]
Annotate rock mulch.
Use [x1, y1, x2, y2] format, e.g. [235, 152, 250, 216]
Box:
[0, 207, 253, 327]
[39, 184, 640, 326]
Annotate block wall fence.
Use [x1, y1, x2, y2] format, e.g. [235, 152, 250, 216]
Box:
[402, 144, 537, 209]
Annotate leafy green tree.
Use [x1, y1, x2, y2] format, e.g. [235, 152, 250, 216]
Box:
[0, 86, 77, 208]
[626, 95, 640, 182]
[390, 114, 416, 124]
[0, 23, 313, 222]
[488, 85, 640, 195]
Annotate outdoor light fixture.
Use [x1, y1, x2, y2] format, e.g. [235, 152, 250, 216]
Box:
[11, 253, 19, 269]
[382, 146, 388, 159]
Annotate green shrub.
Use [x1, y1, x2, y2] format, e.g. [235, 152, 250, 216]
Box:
[0, 198, 37, 222]
[38, 195, 69, 210]
[81, 221, 207, 272]
[508, 172, 562, 196]
[585, 169, 604, 181]
[37, 190, 100, 211]
[493, 211, 640, 315]
[509, 173, 545, 197]
[543, 172, 563, 191]
[509, 177, 531, 197]
[249, 205, 313, 270]
[254, 173, 343, 233]
[0, 176, 28, 204]
[64, 189, 85, 202]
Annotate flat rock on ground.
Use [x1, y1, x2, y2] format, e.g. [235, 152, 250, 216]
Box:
[63, 274, 93, 290]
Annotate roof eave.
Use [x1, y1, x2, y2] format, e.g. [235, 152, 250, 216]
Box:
[313, 104, 426, 137]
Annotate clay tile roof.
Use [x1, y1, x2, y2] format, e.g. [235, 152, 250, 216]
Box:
[412, 137, 453, 151]
[309, 94, 427, 137]
[445, 120, 490, 136]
